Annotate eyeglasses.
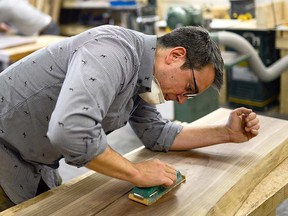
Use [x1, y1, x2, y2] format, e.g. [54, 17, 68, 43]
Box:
[183, 59, 199, 99]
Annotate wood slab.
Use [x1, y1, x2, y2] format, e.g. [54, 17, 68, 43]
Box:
[2, 108, 288, 216]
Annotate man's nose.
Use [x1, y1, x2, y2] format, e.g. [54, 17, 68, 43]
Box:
[176, 95, 187, 104]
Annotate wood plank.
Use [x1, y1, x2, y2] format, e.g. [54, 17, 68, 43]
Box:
[1, 108, 288, 215]
[0, 35, 66, 63]
[279, 50, 288, 115]
[94, 122, 288, 216]
[50, 0, 62, 22]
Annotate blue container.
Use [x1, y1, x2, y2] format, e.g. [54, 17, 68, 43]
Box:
[110, 0, 136, 7]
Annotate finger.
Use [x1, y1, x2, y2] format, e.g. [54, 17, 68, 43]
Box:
[162, 179, 174, 188]
[165, 163, 177, 173]
[245, 123, 260, 132]
[165, 172, 177, 183]
[164, 164, 177, 182]
[245, 126, 259, 133]
[245, 112, 257, 122]
[234, 107, 253, 116]
[251, 129, 259, 135]
[245, 118, 259, 128]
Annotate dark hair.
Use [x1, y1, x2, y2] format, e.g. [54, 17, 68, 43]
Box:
[156, 26, 224, 92]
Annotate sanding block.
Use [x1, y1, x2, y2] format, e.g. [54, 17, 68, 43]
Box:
[128, 170, 186, 206]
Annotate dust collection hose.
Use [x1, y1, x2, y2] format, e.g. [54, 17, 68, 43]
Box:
[210, 31, 288, 82]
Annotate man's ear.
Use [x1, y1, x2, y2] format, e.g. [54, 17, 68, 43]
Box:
[166, 47, 187, 64]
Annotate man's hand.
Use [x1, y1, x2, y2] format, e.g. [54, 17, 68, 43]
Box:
[226, 107, 260, 143]
[131, 159, 177, 188]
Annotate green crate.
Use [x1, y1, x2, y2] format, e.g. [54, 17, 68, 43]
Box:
[227, 64, 280, 111]
[225, 30, 280, 111]
[174, 87, 219, 123]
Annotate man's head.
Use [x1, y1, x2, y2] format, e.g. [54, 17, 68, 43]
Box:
[154, 26, 224, 104]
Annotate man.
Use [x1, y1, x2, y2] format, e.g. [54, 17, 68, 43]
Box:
[0, 0, 59, 36]
[0, 25, 259, 211]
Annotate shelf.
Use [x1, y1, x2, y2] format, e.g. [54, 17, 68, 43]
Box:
[60, 0, 143, 36]
[62, 0, 140, 10]
[62, 0, 110, 9]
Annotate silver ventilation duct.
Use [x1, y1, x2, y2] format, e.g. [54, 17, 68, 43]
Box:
[210, 31, 288, 82]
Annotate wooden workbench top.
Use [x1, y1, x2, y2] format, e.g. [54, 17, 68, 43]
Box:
[0, 35, 66, 63]
[1, 108, 288, 216]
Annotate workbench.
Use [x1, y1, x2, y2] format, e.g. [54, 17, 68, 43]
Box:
[1, 108, 288, 216]
[0, 35, 66, 69]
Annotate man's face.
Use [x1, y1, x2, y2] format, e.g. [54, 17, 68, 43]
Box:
[157, 64, 215, 104]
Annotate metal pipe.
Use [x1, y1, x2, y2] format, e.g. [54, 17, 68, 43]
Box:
[210, 31, 288, 82]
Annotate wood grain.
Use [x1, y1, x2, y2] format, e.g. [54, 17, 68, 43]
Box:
[2, 108, 288, 216]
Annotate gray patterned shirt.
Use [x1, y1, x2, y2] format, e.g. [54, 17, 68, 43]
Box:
[0, 25, 182, 204]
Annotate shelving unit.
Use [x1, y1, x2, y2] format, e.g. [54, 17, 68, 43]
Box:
[59, 0, 142, 36]
[62, 0, 110, 8]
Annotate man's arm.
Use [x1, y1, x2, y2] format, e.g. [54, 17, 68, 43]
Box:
[170, 107, 260, 150]
[85, 146, 177, 188]
[85, 107, 259, 188]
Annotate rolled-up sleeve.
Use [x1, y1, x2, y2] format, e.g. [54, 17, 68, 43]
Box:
[129, 99, 183, 152]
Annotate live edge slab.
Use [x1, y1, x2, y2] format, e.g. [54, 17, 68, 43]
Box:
[1, 108, 288, 216]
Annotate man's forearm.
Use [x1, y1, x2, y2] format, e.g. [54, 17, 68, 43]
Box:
[85, 146, 140, 184]
[170, 125, 230, 151]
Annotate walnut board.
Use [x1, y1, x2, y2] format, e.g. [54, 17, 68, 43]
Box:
[2, 108, 288, 216]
